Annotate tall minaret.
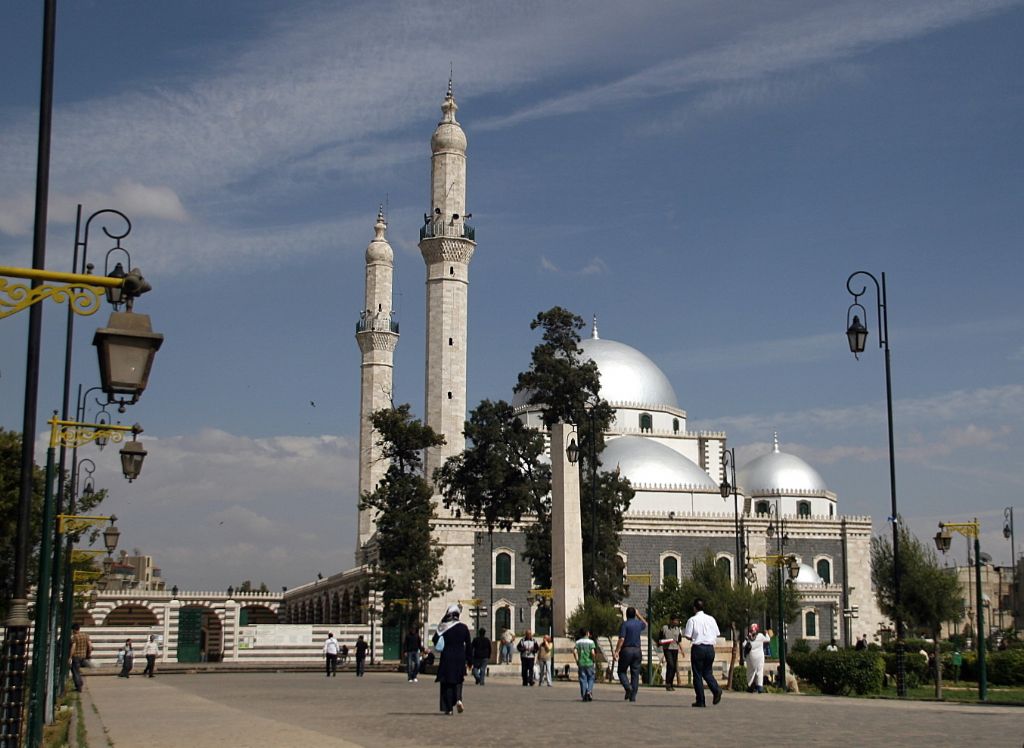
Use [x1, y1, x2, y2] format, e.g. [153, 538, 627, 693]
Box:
[419, 79, 475, 489]
[355, 207, 399, 554]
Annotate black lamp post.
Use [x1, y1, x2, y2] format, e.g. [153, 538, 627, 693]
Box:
[846, 270, 906, 697]
[935, 521, 988, 701]
[566, 405, 598, 594]
[1005, 508, 1017, 627]
[766, 504, 797, 687]
[720, 448, 744, 585]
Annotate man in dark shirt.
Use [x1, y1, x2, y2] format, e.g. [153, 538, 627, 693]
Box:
[471, 628, 491, 685]
[403, 626, 422, 682]
[614, 606, 648, 702]
[355, 635, 369, 677]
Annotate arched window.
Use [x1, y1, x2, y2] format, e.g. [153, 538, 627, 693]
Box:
[755, 501, 770, 515]
[804, 609, 817, 638]
[716, 556, 732, 580]
[662, 555, 678, 581]
[672, 418, 680, 434]
[797, 501, 811, 517]
[495, 552, 513, 586]
[496, 606, 511, 633]
[639, 413, 653, 433]
[816, 559, 832, 585]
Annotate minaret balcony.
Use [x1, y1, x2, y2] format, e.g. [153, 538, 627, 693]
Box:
[355, 315, 399, 334]
[420, 221, 475, 241]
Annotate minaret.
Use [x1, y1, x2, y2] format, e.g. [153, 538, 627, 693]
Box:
[419, 80, 475, 489]
[355, 207, 399, 554]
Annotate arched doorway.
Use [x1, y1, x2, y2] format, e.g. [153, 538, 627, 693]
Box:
[239, 605, 278, 625]
[104, 605, 159, 626]
[177, 606, 223, 663]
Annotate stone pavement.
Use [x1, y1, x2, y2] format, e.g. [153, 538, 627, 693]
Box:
[81, 671, 1023, 748]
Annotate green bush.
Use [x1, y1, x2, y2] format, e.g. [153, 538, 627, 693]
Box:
[788, 650, 885, 696]
[791, 638, 811, 654]
[566, 598, 624, 639]
[731, 665, 748, 691]
[989, 649, 1024, 686]
[882, 650, 929, 687]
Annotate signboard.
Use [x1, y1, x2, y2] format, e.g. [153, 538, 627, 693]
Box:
[249, 625, 314, 648]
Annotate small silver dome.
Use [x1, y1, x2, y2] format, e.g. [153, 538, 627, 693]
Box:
[602, 436, 715, 489]
[738, 435, 828, 494]
[365, 208, 393, 264]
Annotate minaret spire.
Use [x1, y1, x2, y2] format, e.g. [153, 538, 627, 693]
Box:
[773, 432, 780, 453]
[355, 206, 399, 558]
[591, 314, 599, 340]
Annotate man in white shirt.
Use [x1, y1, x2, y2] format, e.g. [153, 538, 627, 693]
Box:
[142, 634, 160, 678]
[323, 633, 341, 677]
[683, 598, 722, 707]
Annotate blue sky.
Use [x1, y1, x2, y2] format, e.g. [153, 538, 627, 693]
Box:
[2, 0, 1022, 590]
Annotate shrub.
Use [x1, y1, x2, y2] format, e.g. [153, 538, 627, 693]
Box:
[989, 649, 1024, 686]
[882, 650, 929, 687]
[566, 598, 623, 639]
[731, 665, 748, 691]
[788, 650, 884, 696]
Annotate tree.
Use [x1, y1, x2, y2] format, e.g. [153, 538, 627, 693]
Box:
[650, 551, 770, 683]
[1, 428, 107, 619]
[360, 404, 451, 623]
[513, 307, 634, 601]
[435, 399, 550, 536]
[871, 527, 963, 696]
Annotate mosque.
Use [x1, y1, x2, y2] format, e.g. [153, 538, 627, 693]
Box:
[281, 83, 884, 652]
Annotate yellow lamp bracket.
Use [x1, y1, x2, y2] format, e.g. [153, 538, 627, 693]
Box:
[939, 521, 980, 539]
[624, 574, 653, 586]
[70, 549, 107, 563]
[0, 266, 121, 319]
[72, 570, 104, 582]
[747, 554, 796, 567]
[49, 416, 135, 449]
[56, 514, 115, 534]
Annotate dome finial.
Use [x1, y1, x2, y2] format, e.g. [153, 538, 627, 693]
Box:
[373, 204, 386, 240]
[591, 314, 599, 339]
[448, 63, 453, 99]
[773, 432, 780, 453]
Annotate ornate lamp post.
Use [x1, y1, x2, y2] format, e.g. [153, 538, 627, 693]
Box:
[845, 270, 906, 697]
[1005, 508, 1017, 629]
[764, 503, 800, 688]
[720, 448, 744, 585]
[935, 520, 988, 701]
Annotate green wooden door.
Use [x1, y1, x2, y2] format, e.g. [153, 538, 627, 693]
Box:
[178, 608, 203, 662]
[383, 625, 401, 661]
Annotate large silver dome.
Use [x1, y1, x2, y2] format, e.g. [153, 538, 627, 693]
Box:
[738, 436, 828, 494]
[602, 436, 715, 489]
[512, 333, 679, 409]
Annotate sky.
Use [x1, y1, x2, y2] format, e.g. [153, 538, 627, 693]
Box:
[1, 0, 1022, 591]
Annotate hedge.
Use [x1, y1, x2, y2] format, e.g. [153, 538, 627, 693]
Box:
[787, 650, 885, 696]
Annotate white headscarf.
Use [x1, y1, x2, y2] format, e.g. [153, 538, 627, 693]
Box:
[436, 603, 464, 636]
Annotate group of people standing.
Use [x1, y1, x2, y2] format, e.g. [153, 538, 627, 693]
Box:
[115, 634, 161, 679]
[322, 632, 365, 677]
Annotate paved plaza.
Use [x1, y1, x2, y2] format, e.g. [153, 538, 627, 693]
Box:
[79, 670, 1023, 747]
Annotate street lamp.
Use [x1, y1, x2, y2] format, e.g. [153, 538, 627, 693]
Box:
[845, 270, 906, 697]
[935, 520, 988, 702]
[720, 448, 744, 586]
[766, 504, 791, 687]
[1005, 508, 1016, 627]
[119, 427, 147, 482]
[566, 404, 598, 594]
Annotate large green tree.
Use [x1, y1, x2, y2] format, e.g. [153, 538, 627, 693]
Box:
[435, 399, 550, 536]
[871, 527, 963, 696]
[360, 405, 450, 623]
[512, 307, 633, 601]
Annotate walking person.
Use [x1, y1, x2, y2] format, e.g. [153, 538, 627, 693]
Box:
[323, 632, 340, 677]
[684, 598, 722, 707]
[142, 634, 160, 678]
[614, 606, 647, 702]
[403, 626, 422, 682]
[659, 614, 683, 691]
[117, 639, 134, 678]
[517, 630, 539, 686]
[573, 628, 597, 701]
[355, 635, 368, 676]
[69, 623, 92, 692]
[433, 603, 472, 715]
[471, 628, 491, 685]
[538, 635, 553, 687]
[743, 623, 770, 693]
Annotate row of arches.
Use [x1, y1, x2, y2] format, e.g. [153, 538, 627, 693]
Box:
[282, 588, 367, 625]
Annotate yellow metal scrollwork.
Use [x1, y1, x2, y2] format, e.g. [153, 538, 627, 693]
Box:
[0, 278, 105, 319]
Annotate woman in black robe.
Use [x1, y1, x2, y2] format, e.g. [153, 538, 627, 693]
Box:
[434, 603, 472, 715]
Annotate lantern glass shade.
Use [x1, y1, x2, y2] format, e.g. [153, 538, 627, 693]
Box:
[766, 522, 776, 538]
[120, 441, 147, 481]
[846, 314, 868, 354]
[934, 530, 952, 553]
[1005, 523, 1012, 540]
[565, 438, 580, 465]
[93, 311, 164, 399]
[719, 480, 730, 499]
[103, 523, 121, 554]
[105, 262, 126, 306]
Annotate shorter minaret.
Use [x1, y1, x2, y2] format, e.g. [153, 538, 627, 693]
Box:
[355, 207, 399, 557]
